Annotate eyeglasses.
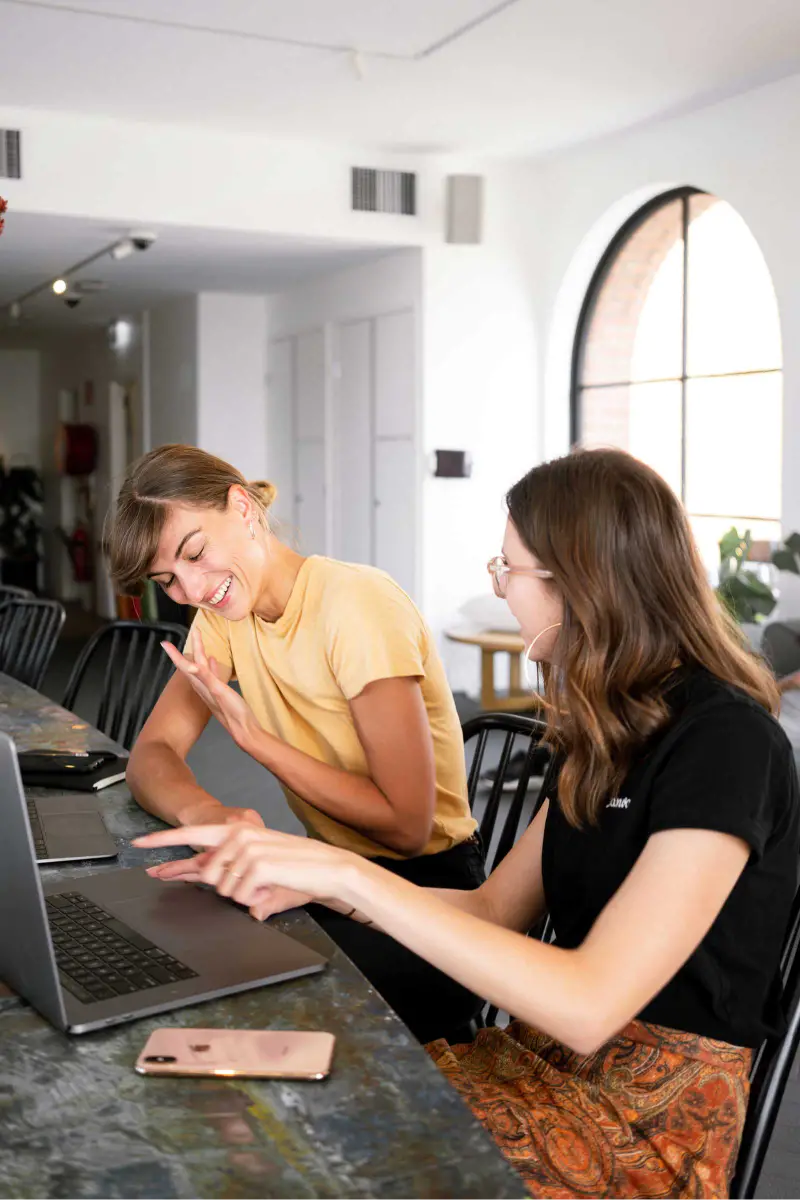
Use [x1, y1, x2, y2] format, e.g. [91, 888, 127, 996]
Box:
[487, 554, 554, 598]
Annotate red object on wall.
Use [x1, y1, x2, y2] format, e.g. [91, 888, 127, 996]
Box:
[56, 423, 99, 476]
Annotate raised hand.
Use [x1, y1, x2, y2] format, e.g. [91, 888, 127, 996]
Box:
[161, 631, 260, 750]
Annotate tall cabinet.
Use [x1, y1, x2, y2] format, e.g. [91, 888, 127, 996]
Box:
[267, 308, 418, 599]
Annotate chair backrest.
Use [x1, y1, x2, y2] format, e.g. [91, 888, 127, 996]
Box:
[730, 882, 800, 1199]
[462, 712, 549, 875]
[760, 620, 800, 679]
[0, 598, 66, 691]
[62, 619, 188, 750]
[462, 712, 550, 1031]
[0, 584, 34, 603]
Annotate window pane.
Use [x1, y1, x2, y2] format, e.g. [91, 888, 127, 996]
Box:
[684, 374, 782, 519]
[581, 199, 684, 385]
[686, 195, 782, 376]
[689, 515, 781, 579]
[579, 381, 682, 497]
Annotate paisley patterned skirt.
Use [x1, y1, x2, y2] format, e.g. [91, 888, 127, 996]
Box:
[426, 1019, 752, 1199]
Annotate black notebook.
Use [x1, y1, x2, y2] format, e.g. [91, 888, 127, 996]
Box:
[17, 751, 127, 792]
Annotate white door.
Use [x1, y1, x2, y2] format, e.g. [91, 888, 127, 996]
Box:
[295, 330, 325, 440]
[294, 329, 327, 553]
[373, 309, 417, 597]
[374, 438, 417, 597]
[295, 439, 327, 556]
[335, 320, 372, 564]
[266, 338, 295, 528]
[375, 310, 416, 439]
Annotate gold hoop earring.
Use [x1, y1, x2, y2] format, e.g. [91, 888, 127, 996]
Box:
[249, 520, 256, 540]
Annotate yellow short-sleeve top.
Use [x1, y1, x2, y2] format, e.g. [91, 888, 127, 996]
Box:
[190, 556, 476, 859]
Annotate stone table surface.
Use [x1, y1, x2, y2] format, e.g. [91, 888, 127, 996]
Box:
[0, 674, 526, 1199]
[0, 671, 128, 756]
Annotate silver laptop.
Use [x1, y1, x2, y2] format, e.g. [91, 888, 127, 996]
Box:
[0, 733, 327, 1034]
[26, 790, 118, 864]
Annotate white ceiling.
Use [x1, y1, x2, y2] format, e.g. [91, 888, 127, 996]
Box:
[2, 0, 800, 156]
[0, 211, 391, 328]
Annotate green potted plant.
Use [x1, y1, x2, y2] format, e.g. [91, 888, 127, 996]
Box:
[715, 527, 800, 624]
[0, 461, 43, 593]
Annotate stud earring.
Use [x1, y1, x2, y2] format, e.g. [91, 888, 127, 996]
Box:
[249, 520, 256, 540]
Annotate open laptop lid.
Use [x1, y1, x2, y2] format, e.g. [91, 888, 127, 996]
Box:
[0, 732, 69, 1030]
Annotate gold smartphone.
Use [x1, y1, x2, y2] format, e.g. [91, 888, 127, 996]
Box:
[135, 1028, 335, 1080]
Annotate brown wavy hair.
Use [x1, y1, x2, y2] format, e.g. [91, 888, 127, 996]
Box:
[507, 448, 778, 827]
[107, 445, 276, 594]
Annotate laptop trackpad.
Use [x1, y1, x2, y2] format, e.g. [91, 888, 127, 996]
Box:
[102, 877, 326, 978]
[41, 812, 115, 856]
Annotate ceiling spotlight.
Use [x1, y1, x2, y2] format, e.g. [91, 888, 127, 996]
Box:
[52, 278, 68, 295]
[129, 230, 157, 251]
[111, 238, 135, 261]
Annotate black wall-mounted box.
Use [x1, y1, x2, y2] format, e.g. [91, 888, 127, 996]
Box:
[433, 450, 472, 478]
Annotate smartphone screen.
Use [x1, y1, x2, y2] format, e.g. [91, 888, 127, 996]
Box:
[135, 1028, 335, 1080]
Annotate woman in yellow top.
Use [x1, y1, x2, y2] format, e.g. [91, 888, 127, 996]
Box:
[108, 444, 483, 1042]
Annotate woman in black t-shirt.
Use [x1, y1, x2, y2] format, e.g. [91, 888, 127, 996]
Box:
[137, 448, 800, 1199]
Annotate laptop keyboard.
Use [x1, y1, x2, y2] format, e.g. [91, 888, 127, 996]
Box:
[46, 891, 198, 1005]
[26, 799, 47, 859]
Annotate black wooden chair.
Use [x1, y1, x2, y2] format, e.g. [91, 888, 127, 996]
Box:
[62, 619, 188, 750]
[462, 712, 551, 1028]
[463, 711, 549, 873]
[0, 584, 33, 602]
[0, 598, 66, 690]
[730, 882, 800, 1198]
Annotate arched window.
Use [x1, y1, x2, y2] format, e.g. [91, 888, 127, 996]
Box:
[572, 187, 782, 566]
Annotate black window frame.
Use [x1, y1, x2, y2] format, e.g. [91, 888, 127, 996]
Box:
[570, 186, 703, 497]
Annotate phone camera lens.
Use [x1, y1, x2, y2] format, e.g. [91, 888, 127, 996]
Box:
[144, 1054, 177, 1063]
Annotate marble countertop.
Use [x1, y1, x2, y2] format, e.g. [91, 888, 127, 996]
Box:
[0, 673, 525, 1199]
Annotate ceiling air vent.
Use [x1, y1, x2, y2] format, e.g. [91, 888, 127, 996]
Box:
[352, 167, 416, 216]
[0, 130, 21, 179]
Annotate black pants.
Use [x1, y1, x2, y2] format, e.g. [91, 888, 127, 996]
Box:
[307, 837, 486, 1044]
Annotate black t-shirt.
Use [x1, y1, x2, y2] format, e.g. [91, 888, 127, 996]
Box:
[541, 667, 800, 1047]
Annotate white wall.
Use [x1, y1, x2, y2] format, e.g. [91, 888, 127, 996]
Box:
[0, 350, 41, 469]
[268, 250, 423, 336]
[197, 294, 268, 482]
[420, 162, 540, 693]
[266, 248, 424, 549]
[148, 291, 270, 482]
[515, 69, 800, 617]
[527, 74, 800, 492]
[148, 296, 198, 449]
[0, 105, 438, 246]
[267, 210, 541, 696]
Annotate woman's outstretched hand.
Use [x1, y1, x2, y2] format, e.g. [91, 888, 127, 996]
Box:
[146, 849, 312, 920]
[133, 823, 360, 918]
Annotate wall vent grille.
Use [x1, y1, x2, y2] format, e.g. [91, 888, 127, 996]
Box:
[352, 167, 416, 216]
[0, 130, 21, 179]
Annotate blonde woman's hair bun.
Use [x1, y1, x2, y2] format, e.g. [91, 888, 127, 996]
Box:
[250, 480, 277, 509]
